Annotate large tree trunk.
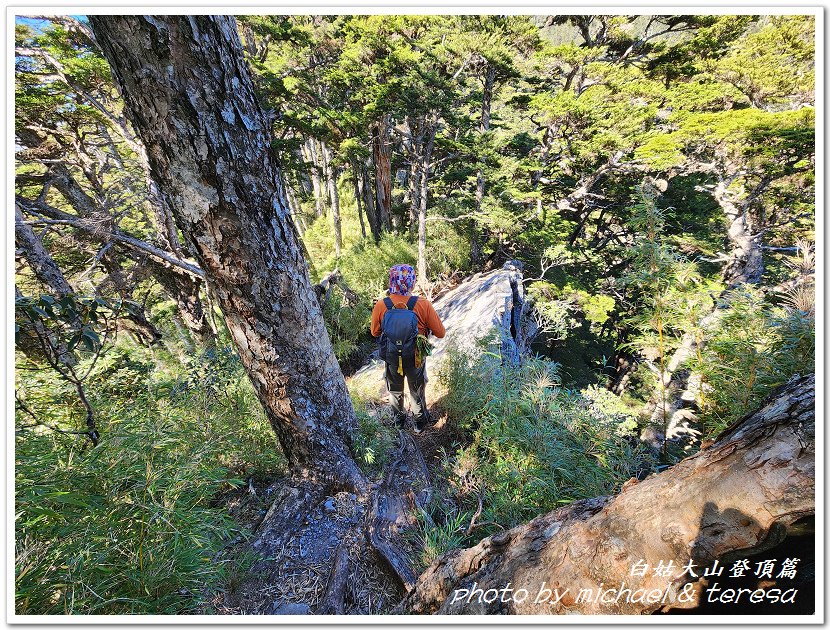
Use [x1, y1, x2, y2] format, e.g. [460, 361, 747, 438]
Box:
[280, 171, 306, 235]
[373, 113, 393, 232]
[714, 176, 768, 287]
[400, 374, 815, 614]
[89, 15, 366, 493]
[406, 115, 423, 236]
[351, 165, 367, 239]
[304, 138, 326, 219]
[360, 159, 381, 242]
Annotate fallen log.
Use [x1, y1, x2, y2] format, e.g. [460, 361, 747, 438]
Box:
[399, 374, 815, 614]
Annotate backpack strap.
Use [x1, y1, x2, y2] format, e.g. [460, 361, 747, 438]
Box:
[383, 297, 394, 311]
[406, 295, 418, 311]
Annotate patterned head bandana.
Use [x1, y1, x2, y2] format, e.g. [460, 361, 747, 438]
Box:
[389, 264, 416, 296]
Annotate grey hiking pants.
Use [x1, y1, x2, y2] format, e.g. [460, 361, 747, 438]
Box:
[384, 360, 429, 428]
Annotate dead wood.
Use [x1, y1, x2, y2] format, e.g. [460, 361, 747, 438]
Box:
[398, 374, 815, 615]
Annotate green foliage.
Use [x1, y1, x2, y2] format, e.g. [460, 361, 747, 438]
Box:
[618, 186, 721, 456]
[15, 339, 284, 614]
[306, 232, 417, 363]
[415, 498, 471, 569]
[16, 293, 139, 362]
[529, 281, 617, 340]
[688, 287, 815, 436]
[14, 13, 817, 614]
[714, 15, 815, 108]
[316, 233, 417, 300]
[425, 220, 473, 278]
[347, 370, 398, 478]
[436, 337, 654, 535]
[351, 405, 397, 478]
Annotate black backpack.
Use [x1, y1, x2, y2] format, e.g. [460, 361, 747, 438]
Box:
[379, 296, 419, 374]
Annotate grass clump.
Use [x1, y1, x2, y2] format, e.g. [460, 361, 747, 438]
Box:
[415, 336, 654, 557]
[15, 339, 284, 614]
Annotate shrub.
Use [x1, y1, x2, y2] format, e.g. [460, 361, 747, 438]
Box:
[688, 286, 815, 436]
[347, 368, 398, 479]
[433, 336, 655, 539]
[15, 340, 284, 614]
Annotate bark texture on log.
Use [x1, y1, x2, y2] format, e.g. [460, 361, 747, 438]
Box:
[399, 374, 815, 614]
[89, 15, 366, 492]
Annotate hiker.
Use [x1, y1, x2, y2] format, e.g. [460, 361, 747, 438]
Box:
[371, 263, 445, 433]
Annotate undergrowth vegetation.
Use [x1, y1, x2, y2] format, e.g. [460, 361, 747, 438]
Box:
[689, 286, 815, 436]
[306, 206, 472, 365]
[414, 337, 656, 569]
[15, 339, 284, 614]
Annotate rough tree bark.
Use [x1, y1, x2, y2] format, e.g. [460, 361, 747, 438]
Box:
[89, 15, 366, 493]
[400, 374, 815, 614]
[373, 113, 393, 232]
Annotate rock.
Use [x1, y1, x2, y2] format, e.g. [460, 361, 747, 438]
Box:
[323, 497, 337, 513]
[271, 602, 310, 615]
[351, 261, 527, 387]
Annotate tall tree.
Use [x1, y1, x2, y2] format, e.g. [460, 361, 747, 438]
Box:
[14, 22, 215, 345]
[88, 15, 366, 493]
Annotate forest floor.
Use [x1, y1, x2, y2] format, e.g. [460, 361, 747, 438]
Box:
[200, 265, 525, 615]
[202, 394, 464, 616]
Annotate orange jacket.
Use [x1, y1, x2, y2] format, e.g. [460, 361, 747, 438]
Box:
[370, 293, 446, 339]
